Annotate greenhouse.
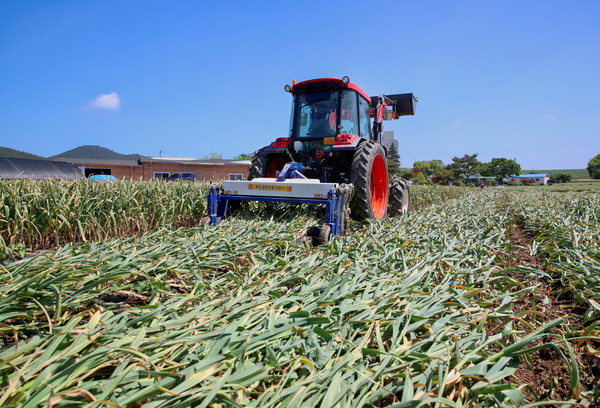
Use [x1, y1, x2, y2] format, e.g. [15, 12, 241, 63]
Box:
[0, 157, 83, 180]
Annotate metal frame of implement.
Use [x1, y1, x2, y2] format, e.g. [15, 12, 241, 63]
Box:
[205, 163, 353, 241]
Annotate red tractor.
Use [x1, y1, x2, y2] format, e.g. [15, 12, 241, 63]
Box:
[203, 77, 416, 243]
[248, 76, 416, 220]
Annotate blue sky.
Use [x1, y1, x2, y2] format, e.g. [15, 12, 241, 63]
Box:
[1, 1, 598, 169]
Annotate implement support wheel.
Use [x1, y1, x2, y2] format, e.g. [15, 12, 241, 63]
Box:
[311, 224, 331, 246]
[388, 179, 411, 216]
[350, 140, 389, 220]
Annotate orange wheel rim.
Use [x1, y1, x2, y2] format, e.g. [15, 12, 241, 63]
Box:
[370, 154, 388, 219]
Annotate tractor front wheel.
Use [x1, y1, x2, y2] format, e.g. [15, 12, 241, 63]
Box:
[249, 147, 287, 179]
[350, 140, 389, 220]
[388, 178, 411, 216]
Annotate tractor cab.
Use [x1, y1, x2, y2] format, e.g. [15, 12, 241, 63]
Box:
[287, 77, 417, 145]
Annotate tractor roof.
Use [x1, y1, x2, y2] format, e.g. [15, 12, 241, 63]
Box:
[292, 78, 371, 103]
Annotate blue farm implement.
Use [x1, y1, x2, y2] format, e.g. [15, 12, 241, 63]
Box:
[201, 163, 353, 245]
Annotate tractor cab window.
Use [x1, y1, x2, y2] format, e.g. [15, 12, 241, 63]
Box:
[340, 90, 358, 135]
[291, 90, 339, 139]
[358, 96, 371, 139]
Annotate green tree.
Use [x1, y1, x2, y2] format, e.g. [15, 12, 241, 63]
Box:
[204, 152, 224, 160]
[587, 154, 600, 179]
[447, 153, 481, 183]
[413, 160, 443, 176]
[0, 146, 45, 160]
[234, 153, 253, 160]
[432, 167, 453, 185]
[480, 158, 521, 182]
[550, 173, 572, 183]
[401, 172, 415, 181]
[387, 143, 401, 178]
[414, 172, 430, 185]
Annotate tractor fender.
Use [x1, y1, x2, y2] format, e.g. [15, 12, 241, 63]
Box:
[332, 134, 362, 151]
[342, 137, 388, 157]
[263, 146, 288, 154]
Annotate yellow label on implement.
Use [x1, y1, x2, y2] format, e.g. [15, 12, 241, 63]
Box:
[324, 137, 335, 144]
[249, 184, 293, 192]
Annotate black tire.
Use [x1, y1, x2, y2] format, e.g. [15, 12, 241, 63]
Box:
[350, 140, 389, 220]
[388, 179, 411, 216]
[227, 200, 241, 215]
[249, 147, 287, 180]
[248, 148, 267, 180]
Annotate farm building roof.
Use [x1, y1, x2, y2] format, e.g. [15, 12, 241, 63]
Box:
[51, 157, 142, 167]
[139, 156, 251, 166]
[513, 174, 549, 178]
[0, 157, 84, 180]
[50, 156, 252, 167]
[468, 174, 496, 180]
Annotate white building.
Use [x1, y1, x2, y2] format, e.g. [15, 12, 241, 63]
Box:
[508, 173, 550, 185]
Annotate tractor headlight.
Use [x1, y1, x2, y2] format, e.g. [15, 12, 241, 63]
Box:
[342, 76, 350, 84]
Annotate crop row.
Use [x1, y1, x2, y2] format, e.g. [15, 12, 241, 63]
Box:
[0, 180, 465, 261]
[2, 188, 596, 406]
[508, 191, 599, 399]
[0, 179, 209, 260]
[511, 192, 599, 320]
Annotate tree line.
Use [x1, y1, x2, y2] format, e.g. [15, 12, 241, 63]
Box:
[407, 154, 521, 185]
[393, 155, 569, 185]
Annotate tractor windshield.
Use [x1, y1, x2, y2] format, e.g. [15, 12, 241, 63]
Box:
[290, 90, 340, 139]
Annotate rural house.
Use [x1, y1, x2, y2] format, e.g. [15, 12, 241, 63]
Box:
[137, 156, 251, 180]
[508, 173, 550, 185]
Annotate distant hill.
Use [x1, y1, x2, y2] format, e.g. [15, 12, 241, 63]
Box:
[522, 169, 590, 179]
[0, 146, 45, 160]
[49, 145, 140, 160]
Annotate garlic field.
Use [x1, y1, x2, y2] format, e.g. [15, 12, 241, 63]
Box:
[0, 184, 598, 407]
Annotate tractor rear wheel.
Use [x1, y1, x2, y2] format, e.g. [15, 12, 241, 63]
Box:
[249, 147, 287, 180]
[350, 140, 389, 220]
[388, 179, 410, 216]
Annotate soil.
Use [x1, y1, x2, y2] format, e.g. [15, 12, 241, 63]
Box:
[100, 290, 149, 306]
[501, 221, 599, 404]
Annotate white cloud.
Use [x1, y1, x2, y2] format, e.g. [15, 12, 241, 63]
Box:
[86, 92, 121, 110]
[451, 121, 462, 127]
[541, 114, 555, 120]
